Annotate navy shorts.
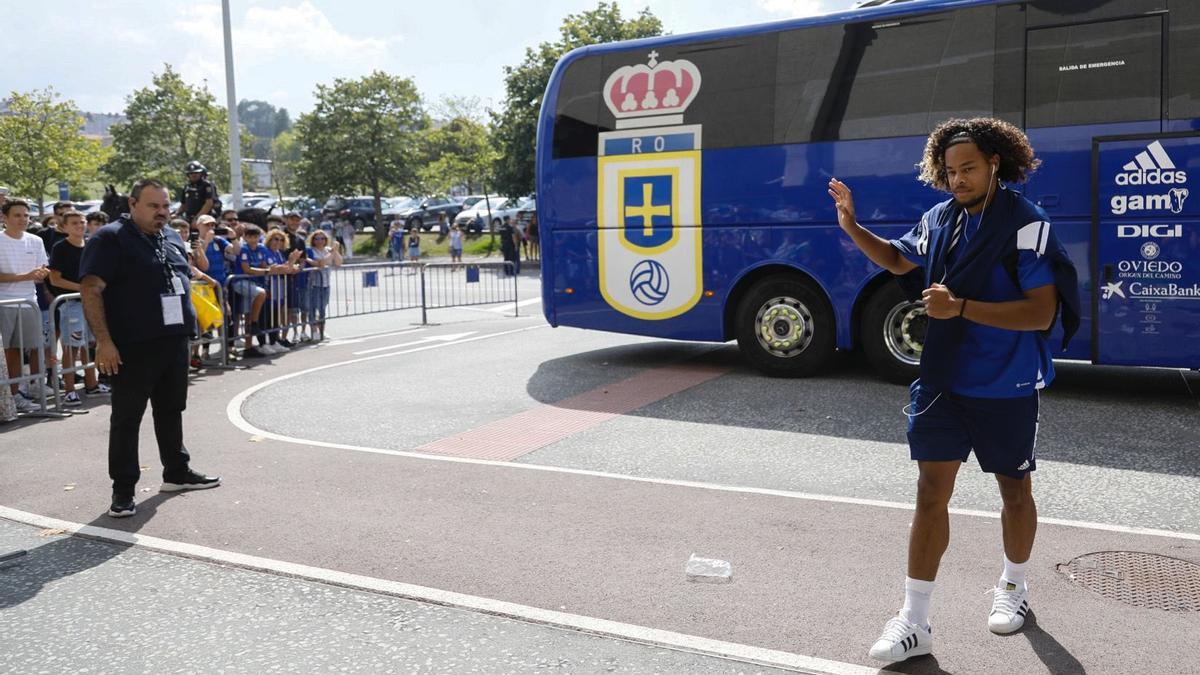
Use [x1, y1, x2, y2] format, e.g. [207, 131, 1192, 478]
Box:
[906, 380, 1039, 479]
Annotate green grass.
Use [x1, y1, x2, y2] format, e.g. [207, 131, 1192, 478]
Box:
[353, 231, 501, 260]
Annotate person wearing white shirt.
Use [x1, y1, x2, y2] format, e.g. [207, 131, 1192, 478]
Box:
[0, 199, 50, 412]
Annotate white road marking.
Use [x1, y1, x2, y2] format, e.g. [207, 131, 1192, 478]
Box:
[454, 298, 542, 315]
[353, 332, 477, 355]
[487, 297, 542, 312]
[0, 506, 875, 675]
[324, 328, 425, 346]
[225, 334, 1200, 543]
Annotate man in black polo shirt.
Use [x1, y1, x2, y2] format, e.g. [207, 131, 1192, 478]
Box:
[176, 161, 217, 223]
[80, 178, 220, 518]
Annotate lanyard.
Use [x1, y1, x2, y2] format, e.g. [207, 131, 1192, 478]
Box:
[143, 229, 179, 294]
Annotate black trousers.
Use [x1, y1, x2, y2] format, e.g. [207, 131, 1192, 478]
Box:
[108, 335, 191, 494]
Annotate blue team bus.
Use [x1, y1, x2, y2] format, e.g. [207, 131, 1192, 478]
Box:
[535, 0, 1199, 381]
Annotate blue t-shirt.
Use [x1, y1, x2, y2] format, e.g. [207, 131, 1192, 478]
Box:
[204, 237, 230, 284]
[238, 244, 269, 287]
[892, 208, 1057, 398]
[262, 248, 286, 302]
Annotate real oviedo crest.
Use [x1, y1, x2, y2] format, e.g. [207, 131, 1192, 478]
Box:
[597, 51, 703, 320]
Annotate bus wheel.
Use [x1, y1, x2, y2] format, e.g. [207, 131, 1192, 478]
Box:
[862, 282, 924, 385]
[735, 275, 834, 378]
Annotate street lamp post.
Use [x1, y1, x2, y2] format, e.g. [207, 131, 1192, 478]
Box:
[222, 0, 244, 210]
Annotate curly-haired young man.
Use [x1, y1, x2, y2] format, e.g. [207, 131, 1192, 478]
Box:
[827, 118, 1080, 663]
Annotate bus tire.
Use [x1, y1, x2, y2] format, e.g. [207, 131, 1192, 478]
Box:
[861, 282, 924, 385]
[735, 274, 835, 378]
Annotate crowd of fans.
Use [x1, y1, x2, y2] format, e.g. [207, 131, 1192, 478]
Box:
[0, 166, 346, 420]
[178, 207, 344, 361]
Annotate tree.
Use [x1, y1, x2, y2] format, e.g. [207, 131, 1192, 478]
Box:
[0, 88, 106, 213]
[490, 2, 663, 197]
[104, 65, 245, 195]
[294, 71, 428, 243]
[239, 99, 292, 158]
[420, 97, 497, 195]
[268, 129, 300, 197]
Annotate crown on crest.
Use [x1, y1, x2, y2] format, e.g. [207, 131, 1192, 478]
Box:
[603, 51, 702, 129]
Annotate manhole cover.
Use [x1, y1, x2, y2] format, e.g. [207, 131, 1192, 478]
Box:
[1058, 551, 1200, 612]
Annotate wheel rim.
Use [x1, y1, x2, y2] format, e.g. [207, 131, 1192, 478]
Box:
[883, 301, 926, 366]
[754, 296, 814, 358]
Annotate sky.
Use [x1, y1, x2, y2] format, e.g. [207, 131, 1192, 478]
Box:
[3, 0, 838, 119]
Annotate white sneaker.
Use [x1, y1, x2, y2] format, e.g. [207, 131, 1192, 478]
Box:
[988, 582, 1030, 634]
[259, 344, 277, 355]
[234, 338, 246, 348]
[14, 392, 39, 414]
[63, 391, 83, 407]
[868, 615, 932, 662]
[86, 383, 112, 396]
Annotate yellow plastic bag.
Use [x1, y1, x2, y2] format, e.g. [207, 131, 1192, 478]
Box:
[191, 282, 223, 331]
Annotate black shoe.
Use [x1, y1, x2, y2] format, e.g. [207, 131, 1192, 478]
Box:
[161, 469, 221, 492]
[242, 347, 266, 358]
[108, 493, 136, 518]
[278, 339, 295, 348]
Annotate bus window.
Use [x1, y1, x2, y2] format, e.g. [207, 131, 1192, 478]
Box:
[778, 7, 994, 143]
[597, 34, 779, 150]
[552, 56, 604, 159]
[1168, 1, 1200, 120]
[1025, 16, 1162, 128]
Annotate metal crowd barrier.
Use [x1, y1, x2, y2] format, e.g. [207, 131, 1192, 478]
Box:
[223, 261, 432, 356]
[0, 297, 67, 419]
[188, 281, 234, 369]
[420, 261, 518, 325]
[46, 293, 91, 414]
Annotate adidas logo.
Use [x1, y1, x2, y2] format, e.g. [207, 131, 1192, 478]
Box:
[1016, 459, 1031, 471]
[1117, 141, 1188, 186]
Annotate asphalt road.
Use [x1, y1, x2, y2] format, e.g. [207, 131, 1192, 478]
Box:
[2, 271, 1198, 674]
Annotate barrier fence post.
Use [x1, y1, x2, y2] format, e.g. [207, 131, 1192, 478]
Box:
[420, 263, 428, 326]
[0, 298, 68, 419]
[513, 263, 519, 317]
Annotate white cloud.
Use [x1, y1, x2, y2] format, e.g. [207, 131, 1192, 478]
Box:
[243, 2, 389, 64]
[758, 0, 829, 18]
[171, 1, 391, 64]
[173, 3, 224, 46]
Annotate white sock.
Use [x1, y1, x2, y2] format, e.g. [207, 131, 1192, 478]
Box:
[1000, 554, 1029, 590]
[900, 577, 935, 627]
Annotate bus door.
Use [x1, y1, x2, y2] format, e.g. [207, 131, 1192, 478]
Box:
[1093, 133, 1200, 367]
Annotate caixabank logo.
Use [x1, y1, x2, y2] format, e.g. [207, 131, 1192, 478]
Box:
[596, 51, 703, 320]
[1111, 141, 1190, 216]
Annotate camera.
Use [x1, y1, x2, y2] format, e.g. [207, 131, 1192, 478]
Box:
[188, 230, 199, 243]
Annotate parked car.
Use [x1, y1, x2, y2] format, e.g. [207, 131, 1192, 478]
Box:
[385, 195, 463, 231]
[454, 197, 522, 234]
[458, 194, 501, 211]
[515, 197, 536, 226]
[218, 192, 273, 210]
[74, 200, 103, 214]
[323, 196, 379, 229]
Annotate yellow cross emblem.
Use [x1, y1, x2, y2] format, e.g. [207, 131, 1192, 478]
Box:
[625, 183, 671, 237]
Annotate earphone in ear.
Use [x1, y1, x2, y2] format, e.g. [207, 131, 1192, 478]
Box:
[991, 163, 997, 176]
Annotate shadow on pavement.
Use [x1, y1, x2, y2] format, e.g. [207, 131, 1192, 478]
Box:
[0, 492, 179, 611]
[1018, 610, 1086, 675]
[881, 654, 951, 675]
[526, 341, 1200, 478]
